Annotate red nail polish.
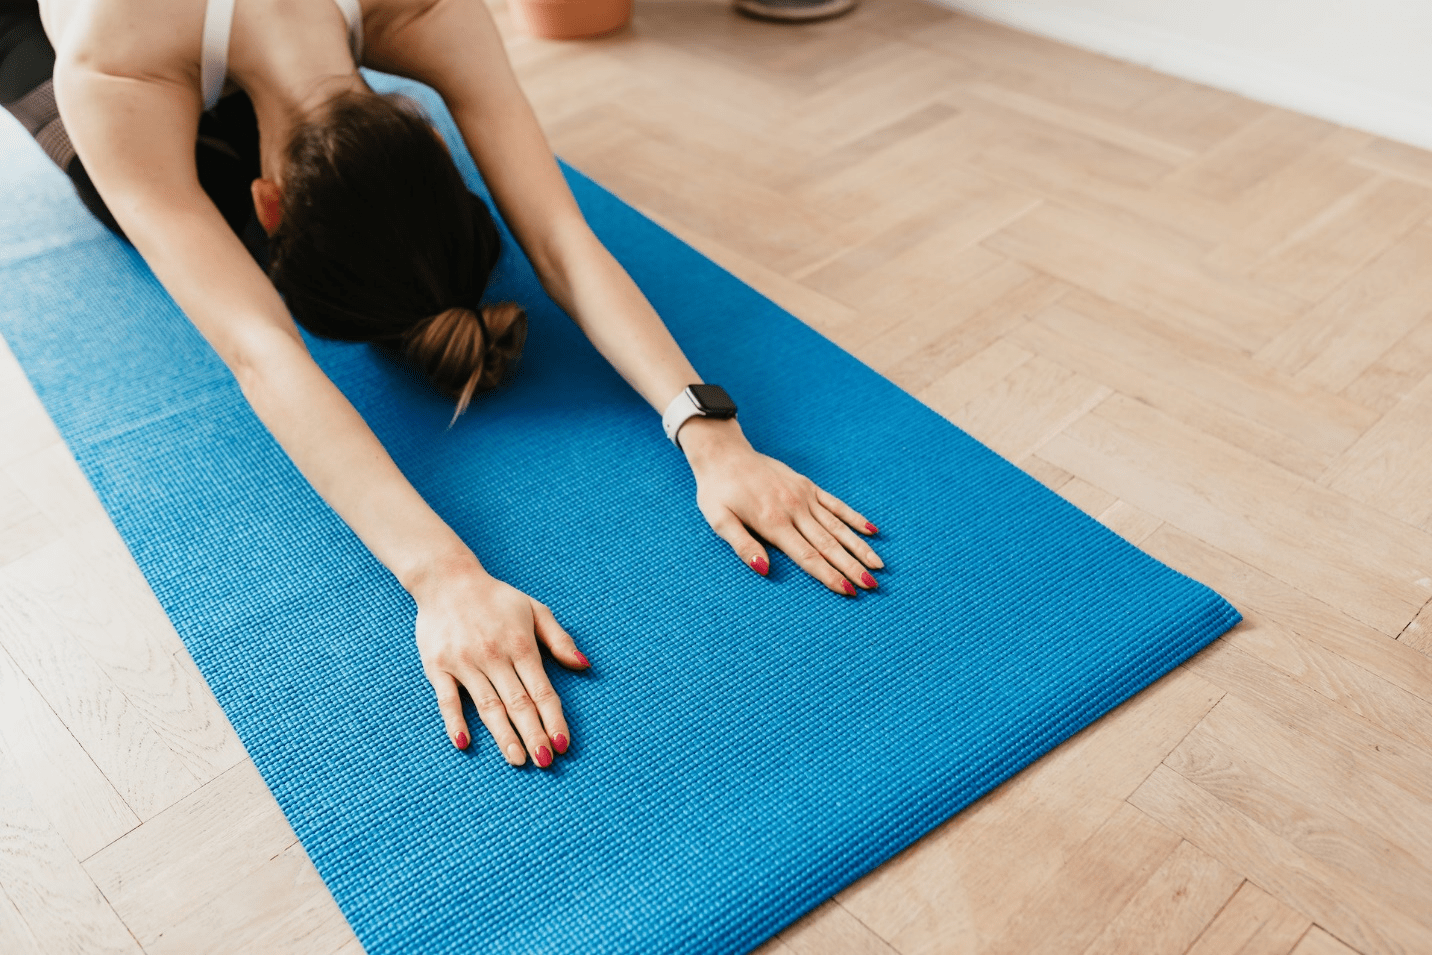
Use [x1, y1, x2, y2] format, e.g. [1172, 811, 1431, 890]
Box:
[574, 650, 590, 668]
[455, 731, 468, 750]
[861, 571, 876, 589]
[536, 745, 552, 768]
[553, 733, 569, 755]
[841, 579, 856, 596]
[752, 556, 769, 576]
[865, 522, 878, 534]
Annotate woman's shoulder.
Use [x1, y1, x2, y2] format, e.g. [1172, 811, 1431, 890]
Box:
[46, 0, 207, 83]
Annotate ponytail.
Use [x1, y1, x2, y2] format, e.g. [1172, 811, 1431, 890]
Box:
[402, 302, 527, 422]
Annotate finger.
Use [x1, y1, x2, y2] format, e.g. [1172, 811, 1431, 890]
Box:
[512, 651, 571, 757]
[458, 667, 527, 766]
[531, 599, 591, 670]
[816, 488, 882, 545]
[794, 509, 875, 591]
[488, 666, 556, 769]
[812, 503, 883, 576]
[769, 520, 855, 596]
[426, 669, 472, 751]
[708, 509, 770, 576]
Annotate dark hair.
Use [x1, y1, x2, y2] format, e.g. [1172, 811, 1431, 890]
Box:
[267, 90, 526, 418]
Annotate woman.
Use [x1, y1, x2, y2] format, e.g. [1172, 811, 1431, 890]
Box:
[1, 0, 883, 768]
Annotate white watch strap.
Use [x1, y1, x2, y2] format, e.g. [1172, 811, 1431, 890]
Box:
[661, 387, 703, 447]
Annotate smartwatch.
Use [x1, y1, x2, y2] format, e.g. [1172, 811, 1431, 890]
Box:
[662, 384, 738, 448]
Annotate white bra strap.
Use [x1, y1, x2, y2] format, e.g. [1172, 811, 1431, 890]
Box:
[332, 0, 364, 64]
[199, 0, 236, 111]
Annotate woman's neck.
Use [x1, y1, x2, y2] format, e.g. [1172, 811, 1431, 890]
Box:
[228, 0, 365, 184]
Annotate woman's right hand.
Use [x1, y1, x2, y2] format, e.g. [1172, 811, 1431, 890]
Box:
[413, 555, 589, 767]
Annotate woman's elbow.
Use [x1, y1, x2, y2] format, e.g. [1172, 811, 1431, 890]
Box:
[228, 323, 309, 400]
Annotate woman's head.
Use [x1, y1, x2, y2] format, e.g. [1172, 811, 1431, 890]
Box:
[260, 90, 526, 417]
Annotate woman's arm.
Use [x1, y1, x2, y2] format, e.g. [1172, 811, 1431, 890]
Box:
[53, 65, 583, 765]
[371, 0, 884, 593]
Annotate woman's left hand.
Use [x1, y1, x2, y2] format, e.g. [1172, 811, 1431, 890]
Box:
[679, 417, 883, 595]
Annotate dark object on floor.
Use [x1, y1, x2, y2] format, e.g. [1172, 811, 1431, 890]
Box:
[734, 0, 859, 23]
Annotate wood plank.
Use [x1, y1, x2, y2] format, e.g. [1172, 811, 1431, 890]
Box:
[0, 888, 44, 955]
[558, 112, 851, 277]
[835, 667, 1222, 955]
[1401, 600, 1432, 658]
[984, 202, 1300, 353]
[144, 841, 356, 955]
[83, 761, 300, 948]
[0, 555, 203, 818]
[984, 802, 1183, 955]
[912, 14, 1177, 117]
[800, 180, 1040, 317]
[1055, 476, 1118, 519]
[1095, 500, 1163, 546]
[1342, 311, 1432, 414]
[0, 511, 57, 569]
[961, 82, 1196, 166]
[1124, 82, 1267, 154]
[1010, 295, 1376, 477]
[1183, 642, 1432, 811]
[636, 207, 862, 345]
[1291, 927, 1363, 955]
[0, 340, 62, 471]
[1166, 713, 1432, 925]
[2, 526, 245, 784]
[1162, 109, 1341, 202]
[1079, 839, 1243, 955]
[946, 355, 1111, 463]
[0, 647, 138, 860]
[1255, 223, 1432, 392]
[1323, 372, 1432, 532]
[1130, 764, 1430, 955]
[1143, 526, 1432, 707]
[1184, 881, 1311, 955]
[782, 43, 972, 149]
[1039, 394, 1432, 636]
[1250, 175, 1432, 304]
[916, 339, 1034, 418]
[0, 751, 142, 955]
[1182, 693, 1432, 892]
[1020, 455, 1074, 493]
[782, 101, 964, 195]
[869, 262, 1067, 394]
[0, 471, 38, 537]
[1352, 137, 1432, 189]
[778, 901, 899, 955]
[1202, 128, 1373, 281]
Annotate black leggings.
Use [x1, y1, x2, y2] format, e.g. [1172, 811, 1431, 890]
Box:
[1, 0, 268, 260]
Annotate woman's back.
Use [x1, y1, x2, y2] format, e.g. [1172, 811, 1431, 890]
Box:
[40, 0, 409, 109]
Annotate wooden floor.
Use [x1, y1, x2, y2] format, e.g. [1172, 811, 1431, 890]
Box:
[4, 0, 1432, 952]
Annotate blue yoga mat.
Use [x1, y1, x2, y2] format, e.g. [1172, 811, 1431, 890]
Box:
[0, 76, 1239, 954]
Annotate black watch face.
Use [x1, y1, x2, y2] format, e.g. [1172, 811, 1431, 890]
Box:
[690, 383, 737, 417]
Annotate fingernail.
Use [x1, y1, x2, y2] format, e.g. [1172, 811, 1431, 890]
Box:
[865, 522, 878, 534]
[455, 731, 469, 750]
[574, 650, 590, 667]
[505, 743, 524, 765]
[536, 745, 553, 768]
[553, 733, 569, 755]
[841, 579, 856, 596]
[860, 571, 876, 589]
[752, 556, 769, 576]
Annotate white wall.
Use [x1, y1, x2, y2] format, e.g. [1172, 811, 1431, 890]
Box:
[935, 0, 1432, 151]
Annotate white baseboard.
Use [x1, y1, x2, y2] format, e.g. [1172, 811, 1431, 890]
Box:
[931, 0, 1432, 152]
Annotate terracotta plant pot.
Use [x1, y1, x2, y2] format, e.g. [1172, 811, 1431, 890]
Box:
[509, 0, 633, 39]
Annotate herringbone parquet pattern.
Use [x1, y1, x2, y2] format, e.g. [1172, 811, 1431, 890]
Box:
[2, 2, 1431, 953]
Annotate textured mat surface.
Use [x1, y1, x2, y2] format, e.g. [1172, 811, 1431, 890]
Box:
[0, 77, 1239, 955]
